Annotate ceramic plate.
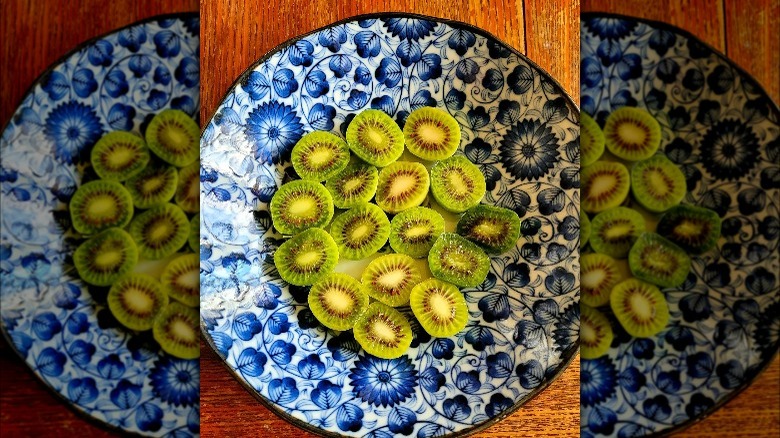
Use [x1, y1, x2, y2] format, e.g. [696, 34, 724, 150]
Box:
[580, 13, 779, 437]
[1, 14, 200, 437]
[200, 13, 579, 437]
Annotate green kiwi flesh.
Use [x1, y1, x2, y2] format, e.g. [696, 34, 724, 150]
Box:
[430, 155, 486, 213]
[361, 254, 421, 307]
[188, 214, 199, 252]
[175, 161, 200, 213]
[325, 160, 378, 209]
[389, 206, 445, 258]
[590, 207, 646, 259]
[329, 203, 390, 260]
[456, 205, 521, 254]
[581, 212, 591, 248]
[270, 180, 334, 235]
[580, 113, 605, 166]
[128, 203, 190, 260]
[428, 233, 490, 287]
[108, 273, 168, 331]
[353, 302, 413, 359]
[581, 253, 627, 307]
[124, 163, 179, 209]
[161, 253, 199, 307]
[308, 273, 369, 331]
[375, 161, 430, 214]
[603, 107, 661, 161]
[275, 227, 338, 286]
[91, 131, 150, 181]
[144, 109, 199, 167]
[581, 161, 630, 214]
[153, 302, 200, 359]
[291, 131, 350, 181]
[345, 109, 404, 167]
[74, 228, 138, 286]
[610, 278, 669, 338]
[403, 106, 461, 161]
[70, 180, 134, 234]
[631, 155, 686, 212]
[409, 278, 468, 338]
[580, 304, 614, 359]
[657, 204, 722, 254]
[628, 232, 691, 288]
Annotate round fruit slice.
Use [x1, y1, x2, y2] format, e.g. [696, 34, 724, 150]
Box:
[603, 107, 661, 161]
[353, 302, 413, 359]
[375, 161, 430, 214]
[292, 131, 350, 181]
[580, 113, 605, 166]
[345, 109, 404, 167]
[129, 203, 190, 259]
[74, 228, 138, 286]
[91, 131, 150, 182]
[308, 273, 369, 331]
[70, 180, 134, 234]
[410, 278, 468, 338]
[456, 205, 521, 254]
[581, 161, 630, 214]
[581, 253, 627, 307]
[145, 109, 199, 167]
[275, 227, 338, 286]
[161, 253, 199, 307]
[325, 161, 378, 209]
[610, 278, 669, 338]
[153, 302, 200, 359]
[590, 206, 646, 258]
[430, 155, 486, 213]
[124, 163, 179, 209]
[581, 212, 591, 248]
[657, 204, 722, 254]
[580, 304, 614, 359]
[628, 232, 691, 288]
[270, 180, 334, 235]
[361, 254, 421, 307]
[108, 273, 168, 331]
[175, 161, 200, 213]
[631, 155, 686, 212]
[329, 203, 390, 260]
[389, 206, 445, 258]
[403, 106, 461, 161]
[428, 233, 490, 288]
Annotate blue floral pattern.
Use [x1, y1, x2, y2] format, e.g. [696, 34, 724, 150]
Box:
[581, 14, 779, 437]
[201, 13, 579, 437]
[0, 15, 199, 436]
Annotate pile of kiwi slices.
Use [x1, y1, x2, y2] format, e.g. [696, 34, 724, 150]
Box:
[270, 107, 521, 360]
[580, 108, 722, 359]
[69, 109, 200, 360]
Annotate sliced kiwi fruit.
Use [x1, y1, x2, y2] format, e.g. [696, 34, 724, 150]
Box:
[153, 301, 200, 359]
[430, 155, 486, 213]
[456, 205, 521, 254]
[108, 273, 168, 331]
[410, 278, 468, 338]
[657, 204, 722, 254]
[124, 163, 179, 209]
[70, 180, 134, 234]
[144, 109, 199, 167]
[590, 207, 646, 258]
[291, 131, 350, 181]
[128, 203, 190, 260]
[161, 253, 199, 307]
[389, 206, 445, 258]
[90, 131, 150, 182]
[325, 160, 378, 209]
[270, 180, 334, 235]
[581, 161, 630, 214]
[175, 161, 200, 213]
[403, 106, 461, 161]
[628, 232, 691, 288]
[308, 273, 369, 331]
[74, 228, 138, 286]
[188, 214, 199, 252]
[581, 253, 627, 307]
[375, 161, 430, 214]
[429, 233, 490, 287]
[329, 203, 390, 260]
[610, 278, 669, 338]
[580, 304, 614, 359]
[631, 155, 686, 212]
[580, 113, 605, 166]
[345, 109, 404, 167]
[603, 107, 661, 161]
[361, 254, 421, 307]
[353, 302, 413, 359]
[581, 212, 591, 248]
[275, 227, 338, 286]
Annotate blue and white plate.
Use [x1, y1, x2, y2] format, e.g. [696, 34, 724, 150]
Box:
[200, 13, 579, 437]
[581, 14, 779, 437]
[1, 14, 200, 436]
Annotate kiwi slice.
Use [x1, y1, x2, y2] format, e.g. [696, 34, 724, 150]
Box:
[389, 206, 445, 258]
[161, 253, 199, 307]
[580, 304, 613, 359]
[329, 203, 390, 260]
[581, 161, 630, 214]
[430, 155, 486, 213]
[144, 109, 199, 167]
[429, 233, 490, 288]
[153, 302, 200, 359]
[590, 207, 646, 259]
[175, 161, 200, 213]
[581, 253, 626, 307]
[410, 278, 468, 338]
[375, 161, 430, 214]
[90, 131, 150, 182]
[70, 180, 134, 234]
[628, 232, 691, 288]
[129, 203, 190, 260]
[345, 109, 404, 167]
[74, 228, 138, 286]
[188, 214, 199, 252]
[108, 273, 168, 331]
[403, 106, 461, 161]
[291, 131, 350, 181]
[580, 113, 605, 166]
[603, 107, 661, 161]
[631, 155, 686, 213]
[124, 163, 179, 209]
[275, 227, 338, 286]
[325, 160, 378, 209]
[657, 204, 722, 254]
[361, 254, 421, 307]
[581, 212, 591, 248]
[456, 205, 521, 254]
[610, 278, 669, 338]
[270, 180, 334, 235]
[308, 273, 369, 331]
[353, 302, 413, 359]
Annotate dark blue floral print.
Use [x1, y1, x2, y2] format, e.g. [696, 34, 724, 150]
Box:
[499, 118, 560, 180]
[245, 101, 304, 164]
[349, 355, 418, 408]
[44, 101, 103, 164]
[149, 357, 199, 407]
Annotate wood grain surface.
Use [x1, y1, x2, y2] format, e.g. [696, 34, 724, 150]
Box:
[199, 0, 581, 437]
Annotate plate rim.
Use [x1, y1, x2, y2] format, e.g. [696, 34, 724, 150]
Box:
[581, 11, 780, 438]
[199, 10, 581, 438]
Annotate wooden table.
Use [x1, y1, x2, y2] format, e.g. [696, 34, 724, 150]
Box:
[199, 0, 581, 437]
[582, 1, 780, 437]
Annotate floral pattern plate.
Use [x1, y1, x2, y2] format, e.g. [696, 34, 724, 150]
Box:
[580, 14, 780, 438]
[0, 14, 200, 437]
[200, 13, 580, 438]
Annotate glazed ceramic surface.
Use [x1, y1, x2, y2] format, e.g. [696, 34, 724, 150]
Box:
[580, 14, 780, 437]
[0, 14, 200, 436]
[200, 13, 580, 437]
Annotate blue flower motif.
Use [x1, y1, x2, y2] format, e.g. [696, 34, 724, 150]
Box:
[268, 340, 296, 365]
[465, 326, 494, 351]
[45, 101, 103, 164]
[700, 119, 760, 180]
[382, 18, 436, 41]
[245, 101, 304, 164]
[419, 366, 445, 393]
[443, 395, 471, 421]
[72, 68, 98, 97]
[298, 354, 325, 379]
[499, 118, 559, 181]
[146, 89, 168, 110]
[455, 370, 481, 393]
[171, 96, 196, 115]
[329, 55, 352, 78]
[396, 39, 421, 66]
[128, 55, 152, 78]
[619, 366, 646, 392]
[304, 69, 329, 98]
[349, 355, 418, 408]
[68, 339, 96, 366]
[478, 293, 510, 322]
[97, 353, 126, 379]
[581, 357, 617, 407]
[485, 393, 513, 418]
[118, 27, 147, 52]
[486, 352, 513, 378]
[430, 338, 455, 359]
[41, 71, 69, 100]
[553, 303, 580, 352]
[388, 406, 417, 435]
[371, 95, 395, 115]
[643, 395, 671, 421]
[336, 403, 363, 432]
[268, 377, 299, 404]
[597, 40, 622, 66]
[110, 379, 142, 409]
[354, 31, 381, 58]
[235, 348, 267, 377]
[88, 39, 114, 66]
[353, 65, 372, 85]
[632, 338, 655, 359]
[149, 357, 199, 407]
[417, 53, 442, 81]
[584, 17, 637, 40]
[153, 65, 171, 85]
